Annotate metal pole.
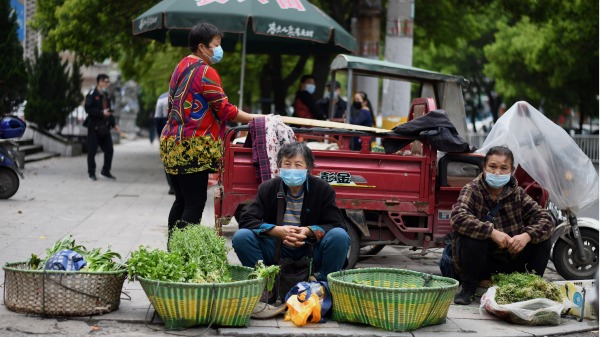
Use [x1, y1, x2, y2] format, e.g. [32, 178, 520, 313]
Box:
[346, 69, 353, 122]
[238, 30, 247, 110]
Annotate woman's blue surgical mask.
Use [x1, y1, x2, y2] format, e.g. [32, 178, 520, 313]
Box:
[279, 168, 307, 187]
[209, 45, 223, 64]
[305, 84, 316, 94]
[485, 172, 511, 189]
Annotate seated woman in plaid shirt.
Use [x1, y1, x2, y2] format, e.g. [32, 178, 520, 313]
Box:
[450, 146, 554, 305]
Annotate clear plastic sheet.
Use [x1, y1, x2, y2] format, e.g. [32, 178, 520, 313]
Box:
[476, 101, 599, 214]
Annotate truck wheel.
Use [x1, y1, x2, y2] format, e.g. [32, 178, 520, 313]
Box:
[345, 224, 361, 269]
[0, 167, 19, 199]
[553, 228, 598, 280]
[359, 245, 386, 261]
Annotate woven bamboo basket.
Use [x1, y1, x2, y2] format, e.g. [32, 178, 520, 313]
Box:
[137, 265, 265, 330]
[3, 262, 127, 316]
[327, 268, 459, 332]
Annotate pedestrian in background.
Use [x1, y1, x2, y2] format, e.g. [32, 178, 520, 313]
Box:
[292, 74, 325, 120]
[349, 91, 375, 150]
[160, 23, 259, 239]
[84, 74, 120, 181]
[317, 80, 346, 120]
[154, 91, 174, 195]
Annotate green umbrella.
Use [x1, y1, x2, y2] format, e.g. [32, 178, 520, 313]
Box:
[132, 0, 356, 107]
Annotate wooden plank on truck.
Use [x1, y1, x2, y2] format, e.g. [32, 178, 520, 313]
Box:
[280, 116, 391, 134]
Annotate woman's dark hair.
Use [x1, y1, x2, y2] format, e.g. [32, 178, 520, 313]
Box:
[277, 142, 315, 170]
[356, 91, 376, 127]
[300, 74, 315, 84]
[484, 146, 515, 169]
[188, 23, 223, 53]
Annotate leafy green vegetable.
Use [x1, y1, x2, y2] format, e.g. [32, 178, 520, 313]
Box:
[127, 246, 197, 282]
[79, 247, 122, 272]
[26, 235, 122, 271]
[492, 272, 562, 304]
[248, 260, 280, 291]
[168, 225, 232, 283]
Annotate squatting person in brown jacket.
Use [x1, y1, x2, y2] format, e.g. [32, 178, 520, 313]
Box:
[451, 146, 554, 305]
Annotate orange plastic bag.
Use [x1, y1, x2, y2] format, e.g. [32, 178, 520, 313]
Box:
[284, 293, 321, 326]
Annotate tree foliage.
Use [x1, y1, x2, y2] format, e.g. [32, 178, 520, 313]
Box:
[25, 50, 79, 130]
[413, 0, 598, 129]
[484, 0, 599, 126]
[0, 0, 27, 115]
[30, 0, 598, 127]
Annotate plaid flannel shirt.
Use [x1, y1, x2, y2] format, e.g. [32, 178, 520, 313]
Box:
[450, 174, 554, 244]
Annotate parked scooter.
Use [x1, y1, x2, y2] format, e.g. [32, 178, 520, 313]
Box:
[549, 203, 599, 280]
[0, 117, 26, 199]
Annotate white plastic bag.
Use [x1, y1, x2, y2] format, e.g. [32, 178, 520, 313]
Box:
[480, 286, 567, 325]
[476, 101, 599, 214]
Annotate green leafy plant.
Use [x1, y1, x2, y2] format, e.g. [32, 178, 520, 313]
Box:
[127, 246, 197, 282]
[492, 272, 562, 305]
[26, 235, 122, 272]
[248, 260, 280, 291]
[168, 225, 232, 283]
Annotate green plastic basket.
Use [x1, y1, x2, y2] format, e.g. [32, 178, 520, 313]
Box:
[137, 265, 265, 330]
[327, 268, 459, 332]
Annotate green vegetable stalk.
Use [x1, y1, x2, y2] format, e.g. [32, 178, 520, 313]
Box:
[492, 272, 562, 305]
[248, 260, 280, 291]
[168, 225, 232, 283]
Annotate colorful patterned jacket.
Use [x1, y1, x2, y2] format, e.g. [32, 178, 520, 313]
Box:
[160, 56, 239, 174]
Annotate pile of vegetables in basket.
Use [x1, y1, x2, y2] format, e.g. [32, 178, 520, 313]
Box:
[127, 225, 279, 288]
[25, 235, 123, 272]
[480, 272, 566, 326]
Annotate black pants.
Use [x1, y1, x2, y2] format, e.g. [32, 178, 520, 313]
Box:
[87, 129, 113, 175]
[167, 171, 209, 232]
[456, 234, 552, 290]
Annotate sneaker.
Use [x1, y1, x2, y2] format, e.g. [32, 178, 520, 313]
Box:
[89, 174, 97, 181]
[101, 171, 116, 179]
[454, 286, 476, 305]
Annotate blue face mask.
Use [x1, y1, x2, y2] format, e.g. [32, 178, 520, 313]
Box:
[485, 172, 511, 189]
[305, 84, 316, 94]
[279, 168, 307, 187]
[208, 45, 223, 64]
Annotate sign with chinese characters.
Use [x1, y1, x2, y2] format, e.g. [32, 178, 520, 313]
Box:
[266, 22, 314, 38]
[318, 172, 374, 188]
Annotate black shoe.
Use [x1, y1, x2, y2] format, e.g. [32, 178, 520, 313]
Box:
[454, 286, 476, 305]
[89, 174, 97, 181]
[168, 188, 175, 195]
[101, 171, 116, 179]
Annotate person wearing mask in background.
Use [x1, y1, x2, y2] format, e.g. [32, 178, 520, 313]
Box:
[317, 80, 346, 120]
[349, 91, 375, 150]
[84, 74, 120, 181]
[450, 146, 554, 305]
[293, 75, 325, 120]
[154, 90, 174, 195]
[160, 23, 260, 241]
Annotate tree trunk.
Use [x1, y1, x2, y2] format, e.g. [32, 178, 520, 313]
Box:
[354, 0, 382, 119]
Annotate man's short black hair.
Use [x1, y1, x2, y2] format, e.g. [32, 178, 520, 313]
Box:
[188, 23, 223, 53]
[484, 146, 515, 170]
[300, 74, 315, 84]
[97, 74, 109, 84]
[277, 142, 315, 170]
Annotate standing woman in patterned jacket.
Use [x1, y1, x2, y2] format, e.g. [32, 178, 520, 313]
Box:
[160, 22, 259, 239]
